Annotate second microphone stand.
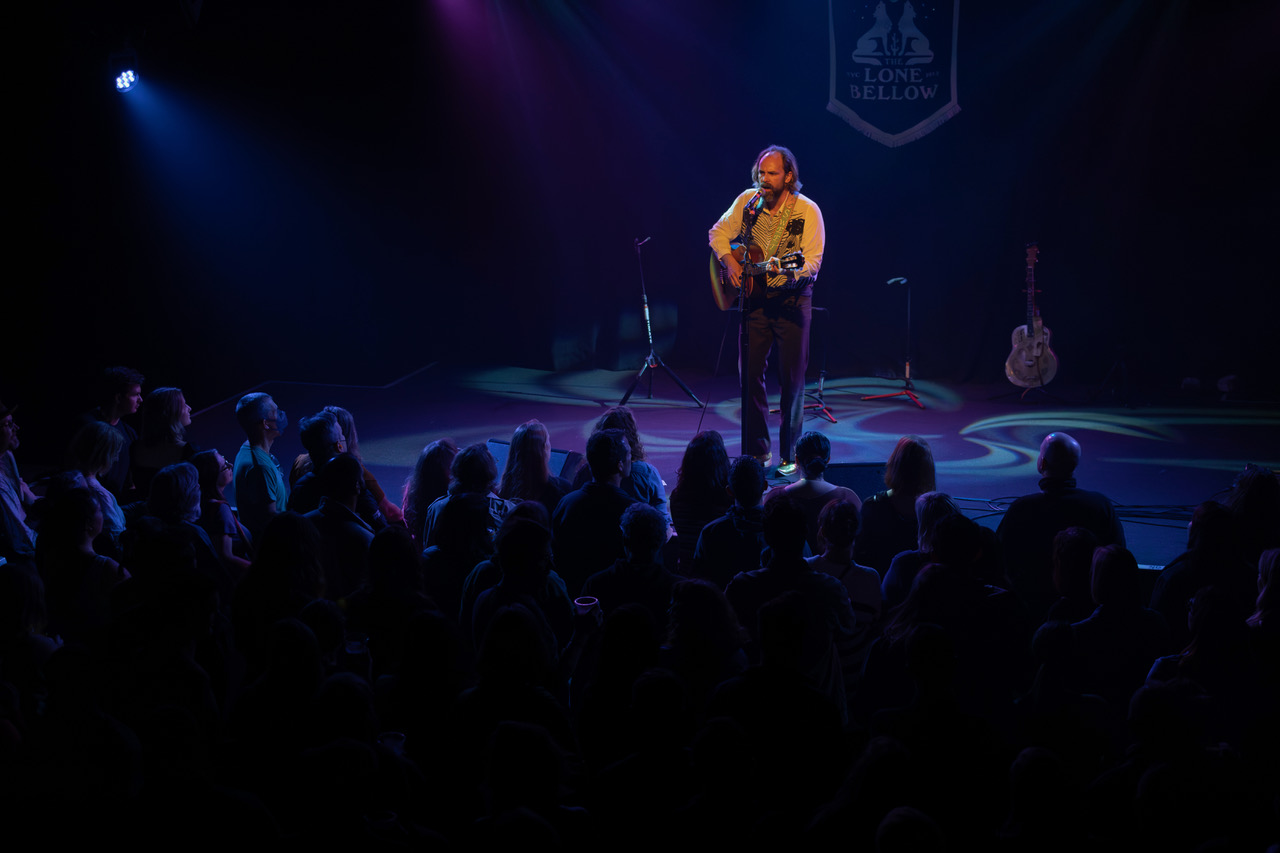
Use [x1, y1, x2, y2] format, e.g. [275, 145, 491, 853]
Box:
[862, 276, 925, 409]
[618, 237, 704, 408]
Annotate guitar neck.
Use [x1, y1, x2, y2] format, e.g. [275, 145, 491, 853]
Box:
[1025, 243, 1040, 328]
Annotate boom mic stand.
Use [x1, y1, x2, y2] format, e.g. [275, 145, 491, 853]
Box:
[862, 276, 925, 409]
[618, 237, 704, 408]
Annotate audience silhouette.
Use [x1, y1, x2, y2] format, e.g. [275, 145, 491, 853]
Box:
[3, 380, 1277, 852]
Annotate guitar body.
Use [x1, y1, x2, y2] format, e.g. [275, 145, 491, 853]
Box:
[709, 240, 805, 312]
[1006, 321, 1058, 387]
[1005, 242, 1059, 388]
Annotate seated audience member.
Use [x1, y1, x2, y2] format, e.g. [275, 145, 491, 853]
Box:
[659, 578, 749, 723]
[498, 419, 572, 519]
[459, 502, 572, 642]
[725, 495, 857, 721]
[453, 604, 579, 798]
[551, 429, 638, 595]
[1223, 463, 1280, 567]
[231, 511, 326, 679]
[582, 503, 685, 628]
[36, 487, 129, 643]
[471, 517, 570, 656]
[999, 432, 1126, 621]
[668, 430, 733, 575]
[576, 406, 669, 523]
[808, 498, 881, 690]
[855, 435, 936, 577]
[303, 453, 375, 602]
[0, 564, 61, 724]
[66, 421, 129, 558]
[192, 449, 252, 573]
[1149, 500, 1257, 651]
[855, 558, 997, 728]
[77, 365, 144, 499]
[1045, 526, 1100, 625]
[324, 405, 403, 524]
[706, 591, 848, 814]
[231, 392, 289, 544]
[765, 431, 862, 554]
[692, 455, 770, 589]
[345, 526, 436, 678]
[0, 401, 38, 569]
[401, 438, 457, 544]
[287, 410, 348, 514]
[135, 461, 233, 603]
[879, 492, 962, 612]
[423, 485, 504, 621]
[1071, 545, 1171, 714]
[422, 443, 509, 549]
[131, 386, 195, 498]
[864, 619, 1011, 849]
[1012, 620, 1114, 785]
[1145, 585, 1268, 749]
[1247, 548, 1278, 666]
[472, 721, 591, 850]
[570, 603, 662, 758]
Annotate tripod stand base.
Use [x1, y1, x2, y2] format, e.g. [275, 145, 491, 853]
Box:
[987, 383, 1064, 404]
[618, 351, 704, 408]
[862, 379, 926, 410]
[770, 390, 838, 423]
[861, 388, 925, 409]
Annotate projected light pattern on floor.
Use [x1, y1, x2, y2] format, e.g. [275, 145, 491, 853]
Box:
[211, 365, 1277, 569]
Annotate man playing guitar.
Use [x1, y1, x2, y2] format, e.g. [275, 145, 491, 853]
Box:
[709, 145, 826, 475]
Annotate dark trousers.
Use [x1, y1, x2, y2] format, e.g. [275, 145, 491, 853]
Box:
[739, 294, 811, 460]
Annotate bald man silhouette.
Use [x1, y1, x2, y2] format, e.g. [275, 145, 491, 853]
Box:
[997, 433, 1126, 621]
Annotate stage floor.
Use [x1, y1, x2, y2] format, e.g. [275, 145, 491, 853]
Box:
[199, 363, 1280, 571]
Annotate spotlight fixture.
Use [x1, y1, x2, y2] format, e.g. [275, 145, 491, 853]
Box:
[109, 49, 139, 93]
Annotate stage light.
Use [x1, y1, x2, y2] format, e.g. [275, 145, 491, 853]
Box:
[109, 49, 139, 93]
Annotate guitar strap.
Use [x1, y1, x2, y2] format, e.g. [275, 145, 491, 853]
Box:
[762, 193, 798, 259]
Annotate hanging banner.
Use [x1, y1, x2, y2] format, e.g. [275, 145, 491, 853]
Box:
[828, 0, 960, 147]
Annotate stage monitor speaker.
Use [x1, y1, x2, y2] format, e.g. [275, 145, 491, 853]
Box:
[824, 461, 887, 498]
[487, 439, 585, 483]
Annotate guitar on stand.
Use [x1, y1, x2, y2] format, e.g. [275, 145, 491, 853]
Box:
[1005, 242, 1059, 395]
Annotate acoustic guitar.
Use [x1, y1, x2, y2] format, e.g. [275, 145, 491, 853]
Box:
[709, 243, 805, 311]
[1005, 242, 1058, 388]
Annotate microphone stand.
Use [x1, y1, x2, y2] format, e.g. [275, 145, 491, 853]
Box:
[862, 276, 925, 409]
[734, 194, 765, 459]
[618, 237, 704, 408]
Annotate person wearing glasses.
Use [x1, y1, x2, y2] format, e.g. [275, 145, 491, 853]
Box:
[232, 392, 289, 543]
[193, 449, 252, 574]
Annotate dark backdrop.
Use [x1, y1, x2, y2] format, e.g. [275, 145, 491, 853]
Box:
[14, 0, 1278, 448]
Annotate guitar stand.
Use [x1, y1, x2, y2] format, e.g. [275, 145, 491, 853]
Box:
[989, 383, 1065, 404]
[862, 277, 926, 410]
[618, 237, 704, 408]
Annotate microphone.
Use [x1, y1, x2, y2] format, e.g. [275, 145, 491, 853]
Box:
[635, 236, 651, 247]
[746, 189, 765, 214]
[887, 277, 909, 286]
